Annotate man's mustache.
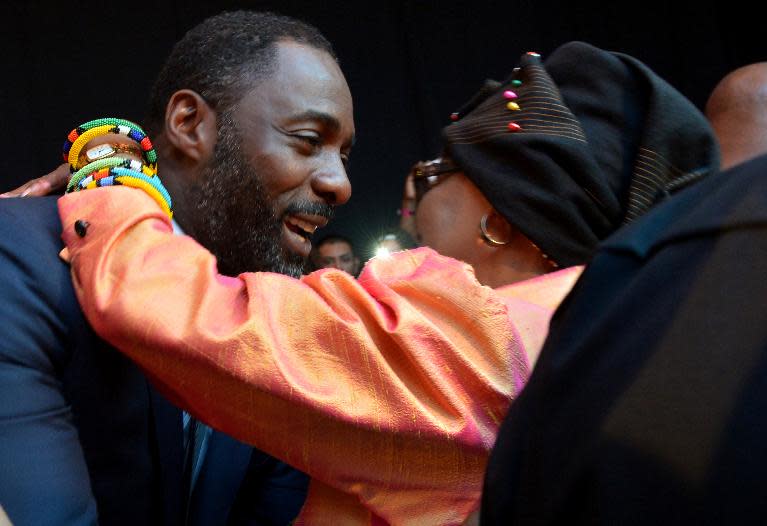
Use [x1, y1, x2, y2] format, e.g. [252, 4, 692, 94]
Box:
[283, 200, 334, 220]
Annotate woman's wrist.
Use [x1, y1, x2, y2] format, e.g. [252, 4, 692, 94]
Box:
[399, 196, 416, 216]
[62, 117, 173, 219]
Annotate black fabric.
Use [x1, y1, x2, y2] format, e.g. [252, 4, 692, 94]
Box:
[482, 153, 767, 525]
[444, 42, 719, 267]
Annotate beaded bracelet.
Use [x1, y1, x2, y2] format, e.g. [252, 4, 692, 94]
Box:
[63, 118, 158, 172]
[62, 118, 139, 160]
[73, 165, 173, 219]
[75, 166, 173, 218]
[67, 125, 157, 173]
[63, 117, 172, 218]
[63, 118, 139, 157]
[68, 156, 157, 193]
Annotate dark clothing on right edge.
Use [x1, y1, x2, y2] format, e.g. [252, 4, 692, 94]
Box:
[482, 154, 767, 525]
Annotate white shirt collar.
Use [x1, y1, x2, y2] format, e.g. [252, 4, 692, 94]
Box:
[171, 219, 184, 236]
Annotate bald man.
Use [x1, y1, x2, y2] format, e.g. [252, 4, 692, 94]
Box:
[705, 62, 767, 170]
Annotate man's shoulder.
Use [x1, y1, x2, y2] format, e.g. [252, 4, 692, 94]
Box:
[0, 196, 62, 250]
[0, 194, 60, 218]
[0, 196, 75, 306]
[0, 195, 187, 525]
[0, 194, 97, 377]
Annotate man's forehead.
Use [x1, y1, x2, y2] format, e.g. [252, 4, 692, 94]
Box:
[239, 41, 354, 129]
[272, 40, 342, 82]
[256, 42, 347, 96]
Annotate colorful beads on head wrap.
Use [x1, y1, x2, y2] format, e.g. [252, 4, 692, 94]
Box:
[63, 118, 158, 172]
[63, 117, 171, 219]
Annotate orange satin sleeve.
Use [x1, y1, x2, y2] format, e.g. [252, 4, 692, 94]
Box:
[496, 268, 583, 366]
[58, 187, 578, 525]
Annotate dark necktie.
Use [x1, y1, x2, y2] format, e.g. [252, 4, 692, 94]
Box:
[183, 414, 211, 524]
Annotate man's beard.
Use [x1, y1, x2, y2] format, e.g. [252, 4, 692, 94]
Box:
[189, 112, 332, 278]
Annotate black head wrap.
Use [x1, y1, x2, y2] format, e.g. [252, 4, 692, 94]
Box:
[443, 41, 719, 267]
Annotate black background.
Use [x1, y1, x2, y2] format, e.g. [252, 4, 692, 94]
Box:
[0, 0, 762, 256]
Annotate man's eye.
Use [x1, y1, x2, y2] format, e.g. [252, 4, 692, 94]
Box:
[294, 134, 321, 148]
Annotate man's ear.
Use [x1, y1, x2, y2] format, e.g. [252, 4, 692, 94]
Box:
[163, 89, 217, 163]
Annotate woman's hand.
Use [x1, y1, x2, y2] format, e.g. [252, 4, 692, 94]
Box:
[398, 167, 418, 239]
[1, 163, 70, 198]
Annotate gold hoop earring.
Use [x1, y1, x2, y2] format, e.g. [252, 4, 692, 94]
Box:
[479, 213, 509, 246]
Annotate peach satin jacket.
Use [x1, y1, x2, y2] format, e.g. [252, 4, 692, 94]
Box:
[59, 188, 581, 525]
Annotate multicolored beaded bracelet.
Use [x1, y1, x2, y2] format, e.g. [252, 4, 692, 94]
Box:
[63, 118, 158, 172]
[75, 166, 173, 218]
[63, 117, 172, 218]
[68, 156, 157, 193]
[62, 118, 138, 160]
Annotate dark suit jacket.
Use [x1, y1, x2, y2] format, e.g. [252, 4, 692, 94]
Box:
[190, 432, 309, 526]
[0, 196, 185, 525]
[482, 154, 767, 525]
[0, 197, 307, 525]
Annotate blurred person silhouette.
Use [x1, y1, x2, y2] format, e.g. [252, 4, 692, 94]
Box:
[396, 169, 418, 241]
[705, 62, 767, 170]
[371, 228, 418, 258]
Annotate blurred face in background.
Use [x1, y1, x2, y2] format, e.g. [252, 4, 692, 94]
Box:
[378, 237, 403, 254]
[315, 239, 359, 274]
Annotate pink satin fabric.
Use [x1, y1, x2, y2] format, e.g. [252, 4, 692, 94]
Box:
[59, 188, 581, 525]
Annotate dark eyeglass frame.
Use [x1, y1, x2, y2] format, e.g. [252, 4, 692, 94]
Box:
[413, 157, 460, 203]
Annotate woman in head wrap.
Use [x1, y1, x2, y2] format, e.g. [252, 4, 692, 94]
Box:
[58, 42, 717, 525]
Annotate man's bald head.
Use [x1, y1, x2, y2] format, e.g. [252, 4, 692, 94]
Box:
[705, 63, 767, 170]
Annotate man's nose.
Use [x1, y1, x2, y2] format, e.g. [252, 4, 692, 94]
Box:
[312, 154, 352, 206]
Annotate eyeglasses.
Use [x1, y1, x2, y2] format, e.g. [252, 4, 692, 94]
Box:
[412, 157, 460, 203]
